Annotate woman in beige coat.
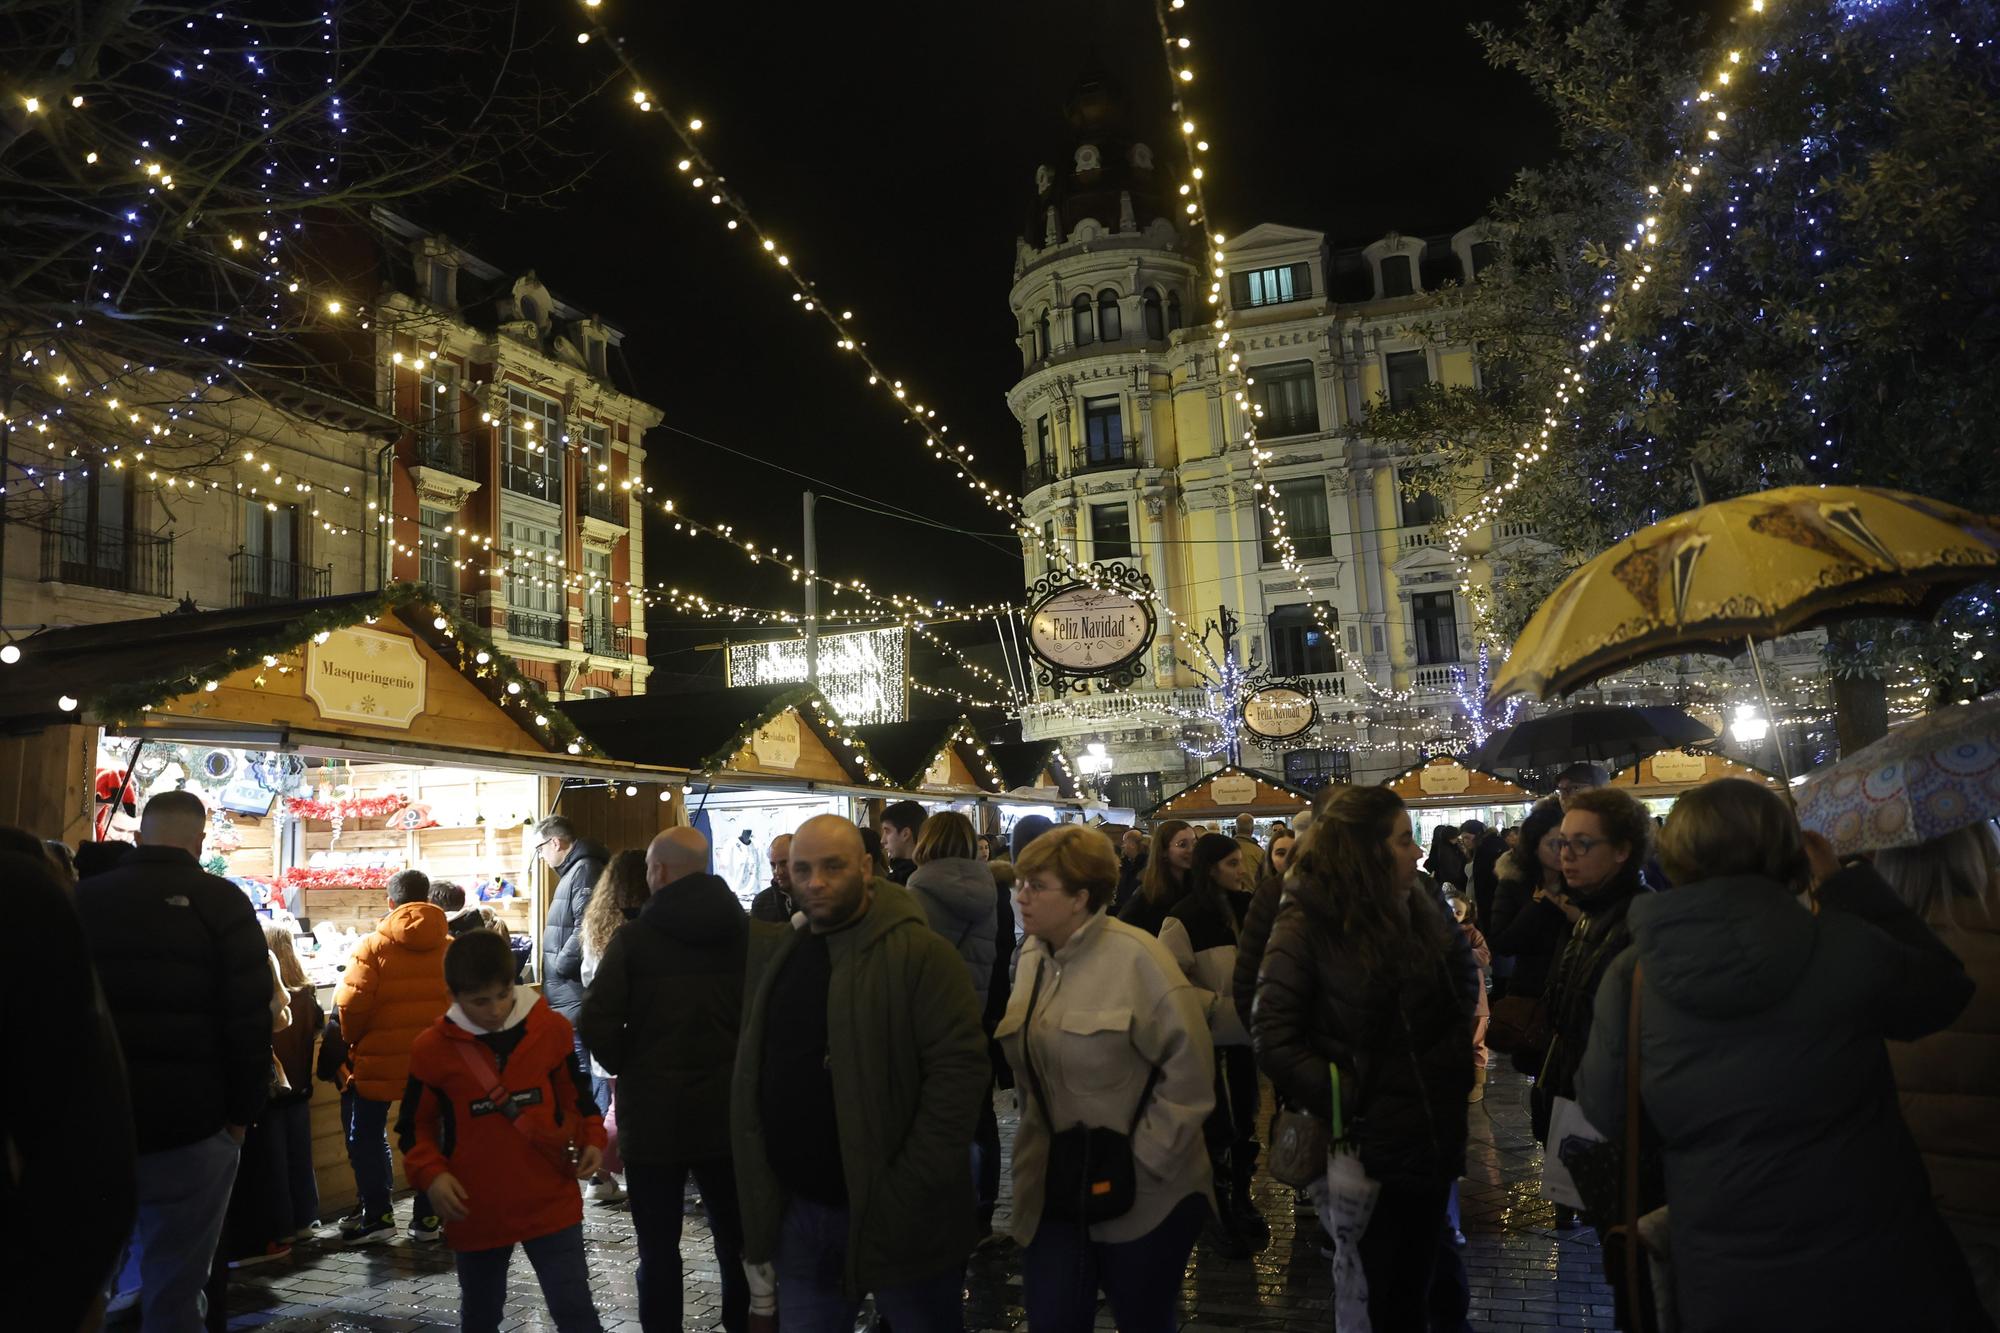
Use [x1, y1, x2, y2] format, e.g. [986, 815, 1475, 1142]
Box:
[996, 824, 1216, 1333]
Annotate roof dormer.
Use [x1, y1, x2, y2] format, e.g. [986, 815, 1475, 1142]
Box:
[1362, 233, 1427, 300]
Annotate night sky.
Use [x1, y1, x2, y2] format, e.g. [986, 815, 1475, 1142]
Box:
[455, 1, 1562, 681]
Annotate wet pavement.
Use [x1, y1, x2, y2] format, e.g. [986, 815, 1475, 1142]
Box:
[209, 1066, 1614, 1331]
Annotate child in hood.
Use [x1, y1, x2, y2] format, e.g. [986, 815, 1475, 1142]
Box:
[396, 930, 607, 1332]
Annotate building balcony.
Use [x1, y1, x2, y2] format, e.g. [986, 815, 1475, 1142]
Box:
[501, 462, 562, 504]
[505, 609, 566, 645]
[578, 484, 625, 526]
[1495, 520, 1539, 541]
[1073, 442, 1139, 475]
[420, 584, 479, 624]
[40, 523, 175, 600]
[1022, 456, 1061, 494]
[230, 550, 331, 607]
[1410, 663, 1458, 694]
[582, 615, 630, 659]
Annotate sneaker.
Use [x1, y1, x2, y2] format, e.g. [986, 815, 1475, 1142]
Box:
[1450, 1228, 1468, 1248]
[587, 1175, 627, 1204]
[343, 1213, 397, 1246]
[228, 1242, 293, 1269]
[409, 1216, 444, 1242]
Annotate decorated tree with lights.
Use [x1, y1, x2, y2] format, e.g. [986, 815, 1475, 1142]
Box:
[1372, 0, 2000, 744]
[0, 2, 609, 542]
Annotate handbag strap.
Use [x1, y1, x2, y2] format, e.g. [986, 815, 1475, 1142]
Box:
[452, 1038, 522, 1121]
[1622, 962, 1646, 1315]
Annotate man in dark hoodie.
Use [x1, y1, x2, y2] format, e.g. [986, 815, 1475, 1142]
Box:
[580, 826, 751, 1333]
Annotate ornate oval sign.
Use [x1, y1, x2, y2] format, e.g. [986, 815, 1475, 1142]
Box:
[1241, 685, 1317, 742]
[1026, 578, 1156, 681]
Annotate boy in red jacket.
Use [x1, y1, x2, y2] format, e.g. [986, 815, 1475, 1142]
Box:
[397, 930, 607, 1332]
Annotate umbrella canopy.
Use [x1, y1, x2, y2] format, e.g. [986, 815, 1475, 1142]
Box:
[1794, 695, 2000, 856]
[1489, 486, 2000, 703]
[1467, 706, 1716, 773]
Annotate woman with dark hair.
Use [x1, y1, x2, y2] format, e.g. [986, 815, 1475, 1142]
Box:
[1528, 786, 1653, 1148]
[1162, 833, 1264, 1256]
[1578, 779, 1980, 1333]
[1255, 787, 1478, 1329]
[1231, 827, 1297, 1043]
[1489, 798, 1570, 1008]
[1425, 823, 1467, 892]
[1118, 819, 1193, 936]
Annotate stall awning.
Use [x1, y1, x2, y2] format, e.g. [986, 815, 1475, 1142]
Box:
[1381, 757, 1538, 808]
[561, 685, 896, 791]
[1607, 749, 1788, 796]
[1145, 765, 1310, 820]
[987, 740, 1078, 800]
[847, 716, 1005, 794]
[0, 585, 634, 775]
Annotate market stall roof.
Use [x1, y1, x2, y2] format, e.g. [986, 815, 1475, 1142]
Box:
[987, 740, 1078, 800]
[1146, 765, 1310, 820]
[847, 716, 1005, 794]
[1606, 748, 1789, 796]
[0, 585, 617, 772]
[560, 684, 894, 790]
[1382, 757, 1538, 808]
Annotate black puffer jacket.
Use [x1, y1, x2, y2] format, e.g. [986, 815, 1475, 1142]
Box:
[75, 845, 272, 1153]
[1231, 873, 1284, 1029]
[578, 872, 747, 1165]
[1489, 850, 1565, 998]
[1529, 867, 1644, 1144]
[541, 839, 608, 1019]
[1254, 878, 1479, 1186]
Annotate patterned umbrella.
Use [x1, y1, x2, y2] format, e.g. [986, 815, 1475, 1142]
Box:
[1794, 695, 2000, 855]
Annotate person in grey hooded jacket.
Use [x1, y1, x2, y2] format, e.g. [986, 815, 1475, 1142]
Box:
[906, 811, 1000, 1011]
[1578, 779, 1983, 1333]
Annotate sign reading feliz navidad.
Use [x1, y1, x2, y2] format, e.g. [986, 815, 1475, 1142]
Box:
[1026, 569, 1157, 683]
[1241, 684, 1317, 742]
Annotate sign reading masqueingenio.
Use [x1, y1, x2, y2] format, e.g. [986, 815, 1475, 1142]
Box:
[305, 626, 428, 729]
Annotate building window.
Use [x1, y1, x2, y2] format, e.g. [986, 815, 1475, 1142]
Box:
[1071, 294, 1094, 347]
[584, 548, 613, 635]
[503, 386, 564, 501]
[1231, 262, 1310, 308]
[1082, 396, 1125, 464]
[1105, 771, 1161, 811]
[1261, 477, 1333, 562]
[585, 335, 608, 377]
[1251, 360, 1319, 437]
[1413, 591, 1459, 665]
[419, 507, 458, 595]
[1469, 241, 1498, 278]
[1284, 748, 1352, 792]
[1089, 502, 1133, 560]
[427, 260, 454, 309]
[1384, 350, 1430, 408]
[53, 469, 135, 588]
[1268, 602, 1338, 677]
[503, 517, 563, 618]
[1035, 415, 1052, 467]
[1043, 520, 1059, 569]
[1399, 470, 1443, 526]
[415, 365, 463, 473]
[1096, 289, 1122, 342]
[1166, 292, 1183, 330]
[1143, 289, 1164, 340]
[1379, 254, 1414, 297]
[1037, 308, 1051, 360]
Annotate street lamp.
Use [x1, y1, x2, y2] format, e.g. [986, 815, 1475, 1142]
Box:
[1729, 703, 1770, 744]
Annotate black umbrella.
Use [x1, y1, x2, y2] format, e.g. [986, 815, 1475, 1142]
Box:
[1466, 705, 1716, 774]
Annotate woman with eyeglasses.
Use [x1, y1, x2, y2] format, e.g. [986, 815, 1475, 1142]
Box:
[1529, 787, 1652, 1155]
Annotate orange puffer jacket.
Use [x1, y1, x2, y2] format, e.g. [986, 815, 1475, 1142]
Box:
[335, 902, 452, 1100]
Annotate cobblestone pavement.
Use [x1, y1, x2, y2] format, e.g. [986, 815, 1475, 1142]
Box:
[213, 1067, 1613, 1331]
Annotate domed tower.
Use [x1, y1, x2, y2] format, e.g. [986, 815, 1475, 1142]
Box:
[1005, 72, 1204, 590]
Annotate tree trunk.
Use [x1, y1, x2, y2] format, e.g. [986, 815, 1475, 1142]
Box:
[1832, 673, 1890, 757]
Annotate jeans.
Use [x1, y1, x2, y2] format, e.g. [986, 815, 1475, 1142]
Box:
[1355, 1181, 1472, 1333]
[1021, 1191, 1204, 1333]
[626, 1158, 748, 1333]
[342, 1087, 432, 1227]
[266, 1097, 319, 1235]
[457, 1222, 603, 1333]
[773, 1196, 963, 1333]
[115, 1128, 242, 1333]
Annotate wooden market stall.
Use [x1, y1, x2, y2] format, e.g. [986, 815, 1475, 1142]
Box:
[1607, 748, 1789, 812]
[849, 715, 1007, 798]
[1382, 757, 1539, 848]
[1144, 765, 1311, 825]
[0, 586, 676, 1215]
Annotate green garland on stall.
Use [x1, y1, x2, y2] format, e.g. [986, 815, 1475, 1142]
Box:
[91, 583, 597, 756]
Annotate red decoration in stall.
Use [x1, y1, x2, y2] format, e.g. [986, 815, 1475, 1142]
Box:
[277, 865, 402, 891]
[282, 792, 407, 821]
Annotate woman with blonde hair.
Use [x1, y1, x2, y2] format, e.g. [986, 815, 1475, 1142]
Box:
[1118, 819, 1193, 937]
[1881, 819, 2000, 1324]
[265, 922, 323, 1243]
[580, 849, 651, 1203]
[1576, 778, 1981, 1333]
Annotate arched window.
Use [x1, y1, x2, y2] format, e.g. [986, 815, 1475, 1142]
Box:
[1097, 289, 1122, 342]
[1143, 289, 1164, 340]
[1166, 292, 1183, 331]
[1071, 294, 1094, 347]
[1037, 308, 1051, 360]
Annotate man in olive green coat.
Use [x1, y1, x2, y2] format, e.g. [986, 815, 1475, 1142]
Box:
[732, 814, 987, 1328]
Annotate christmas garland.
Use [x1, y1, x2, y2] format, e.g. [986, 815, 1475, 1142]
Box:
[279, 865, 402, 891]
[283, 792, 407, 821]
[696, 685, 889, 788]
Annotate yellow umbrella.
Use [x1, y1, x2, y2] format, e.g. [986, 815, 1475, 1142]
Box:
[1488, 486, 2000, 779]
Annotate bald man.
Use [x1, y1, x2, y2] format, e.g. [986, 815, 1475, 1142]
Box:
[731, 815, 987, 1327]
[749, 833, 795, 924]
[78, 789, 271, 1331]
[580, 824, 751, 1331]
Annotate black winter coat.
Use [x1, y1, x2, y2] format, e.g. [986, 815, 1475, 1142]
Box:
[76, 845, 272, 1153]
[1231, 872, 1284, 1033]
[1528, 872, 1642, 1144]
[1254, 878, 1479, 1186]
[541, 839, 608, 1018]
[749, 883, 795, 924]
[1577, 866, 1978, 1333]
[577, 871, 747, 1165]
[1116, 887, 1174, 937]
[1489, 850, 1565, 998]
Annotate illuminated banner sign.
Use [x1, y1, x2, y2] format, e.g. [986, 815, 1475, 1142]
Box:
[306, 627, 427, 729]
[726, 626, 908, 725]
[1024, 563, 1157, 692]
[1241, 685, 1316, 742]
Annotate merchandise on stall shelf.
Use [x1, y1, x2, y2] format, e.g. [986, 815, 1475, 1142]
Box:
[386, 801, 439, 830]
[279, 865, 401, 892]
[475, 876, 519, 902]
[283, 791, 408, 821]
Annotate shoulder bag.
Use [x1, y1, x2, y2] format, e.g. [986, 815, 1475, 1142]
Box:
[450, 1039, 581, 1173]
[1019, 968, 1159, 1225]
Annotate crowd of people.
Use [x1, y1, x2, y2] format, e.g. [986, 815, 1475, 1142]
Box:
[15, 763, 2000, 1333]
